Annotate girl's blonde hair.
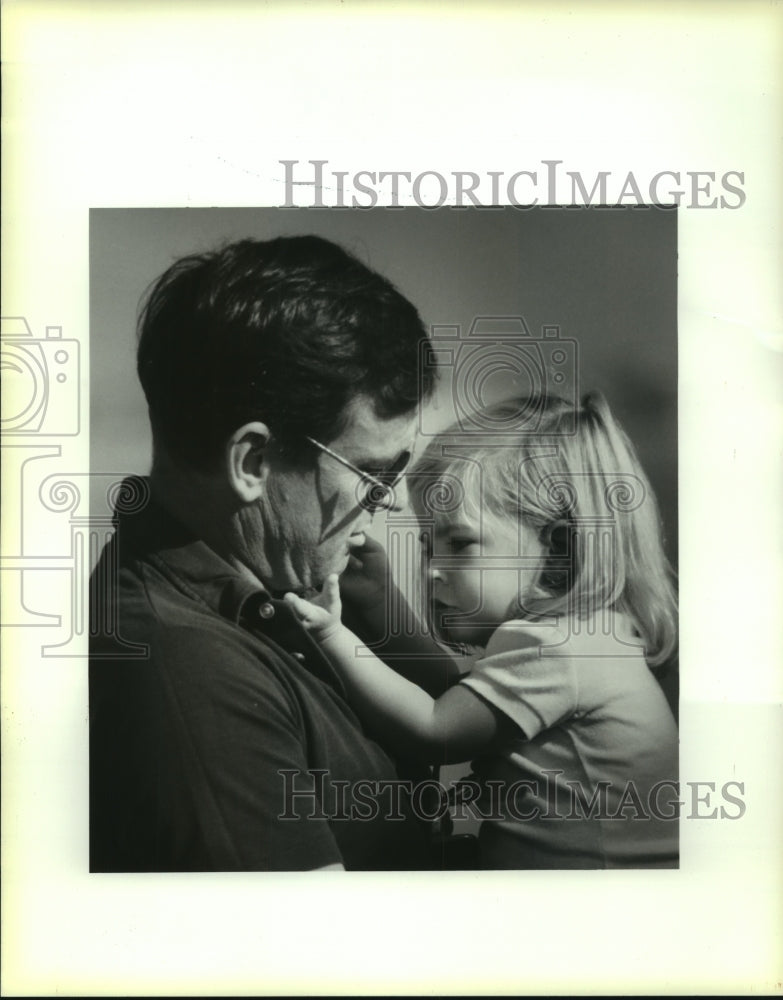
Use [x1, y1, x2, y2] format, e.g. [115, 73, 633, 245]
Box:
[410, 392, 677, 667]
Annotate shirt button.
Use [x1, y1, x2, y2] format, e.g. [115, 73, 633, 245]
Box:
[258, 602, 275, 620]
[293, 652, 306, 662]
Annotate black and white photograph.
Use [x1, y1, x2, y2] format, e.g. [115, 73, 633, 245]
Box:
[2, 2, 781, 995]
[88, 207, 679, 874]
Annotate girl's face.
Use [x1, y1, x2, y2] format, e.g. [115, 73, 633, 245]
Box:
[424, 509, 545, 648]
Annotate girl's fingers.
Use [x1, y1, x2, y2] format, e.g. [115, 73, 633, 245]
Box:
[284, 592, 313, 623]
[283, 592, 300, 615]
[324, 573, 341, 613]
[285, 582, 341, 633]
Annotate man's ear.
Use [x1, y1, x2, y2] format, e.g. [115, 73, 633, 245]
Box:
[226, 422, 273, 503]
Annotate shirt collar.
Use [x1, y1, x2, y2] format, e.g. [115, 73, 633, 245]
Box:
[113, 476, 269, 625]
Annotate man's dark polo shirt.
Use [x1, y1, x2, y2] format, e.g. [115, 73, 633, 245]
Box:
[89, 484, 431, 871]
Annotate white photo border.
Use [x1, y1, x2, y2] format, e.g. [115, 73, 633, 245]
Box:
[2, 2, 781, 995]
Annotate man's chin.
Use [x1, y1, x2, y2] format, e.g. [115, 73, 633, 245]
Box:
[329, 551, 352, 580]
[307, 552, 351, 593]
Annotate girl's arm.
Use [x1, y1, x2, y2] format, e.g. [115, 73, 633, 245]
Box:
[285, 577, 520, 765]
[338, 536, 461, 698]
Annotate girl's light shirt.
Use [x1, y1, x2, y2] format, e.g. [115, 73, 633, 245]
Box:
[460, 612, 679, 869]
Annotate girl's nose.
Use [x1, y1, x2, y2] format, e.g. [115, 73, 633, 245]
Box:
[388, 475, 409, 513]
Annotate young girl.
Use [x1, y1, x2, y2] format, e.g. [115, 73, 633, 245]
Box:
[286, 392, 679, 869]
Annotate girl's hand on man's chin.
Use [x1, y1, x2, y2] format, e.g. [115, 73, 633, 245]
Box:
[339, 534, 395, 614]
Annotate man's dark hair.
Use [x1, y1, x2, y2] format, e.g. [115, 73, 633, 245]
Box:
[137, 235, 433, 470]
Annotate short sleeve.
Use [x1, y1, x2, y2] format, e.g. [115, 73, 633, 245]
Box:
[460, 620, 578, 740]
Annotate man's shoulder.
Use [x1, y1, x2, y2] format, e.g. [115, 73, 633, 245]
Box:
[93, 553, 294, 693]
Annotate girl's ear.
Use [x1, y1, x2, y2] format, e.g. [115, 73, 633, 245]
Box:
[538, 519, 573, 594]
[544, 519, 571, 556]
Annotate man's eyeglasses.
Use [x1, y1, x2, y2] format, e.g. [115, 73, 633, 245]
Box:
[305, 436, 412, 513]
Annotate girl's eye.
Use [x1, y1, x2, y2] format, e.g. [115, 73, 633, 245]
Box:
[449, 537, 477, 553]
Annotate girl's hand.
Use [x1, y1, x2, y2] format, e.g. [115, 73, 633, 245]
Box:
[284, 574, 343, 643]
[339, 535, 392, 614]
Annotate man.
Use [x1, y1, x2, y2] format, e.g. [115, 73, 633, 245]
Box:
[89, 235, 445, 871]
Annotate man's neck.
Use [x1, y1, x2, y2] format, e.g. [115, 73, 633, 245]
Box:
[148, 455, 264, 586]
